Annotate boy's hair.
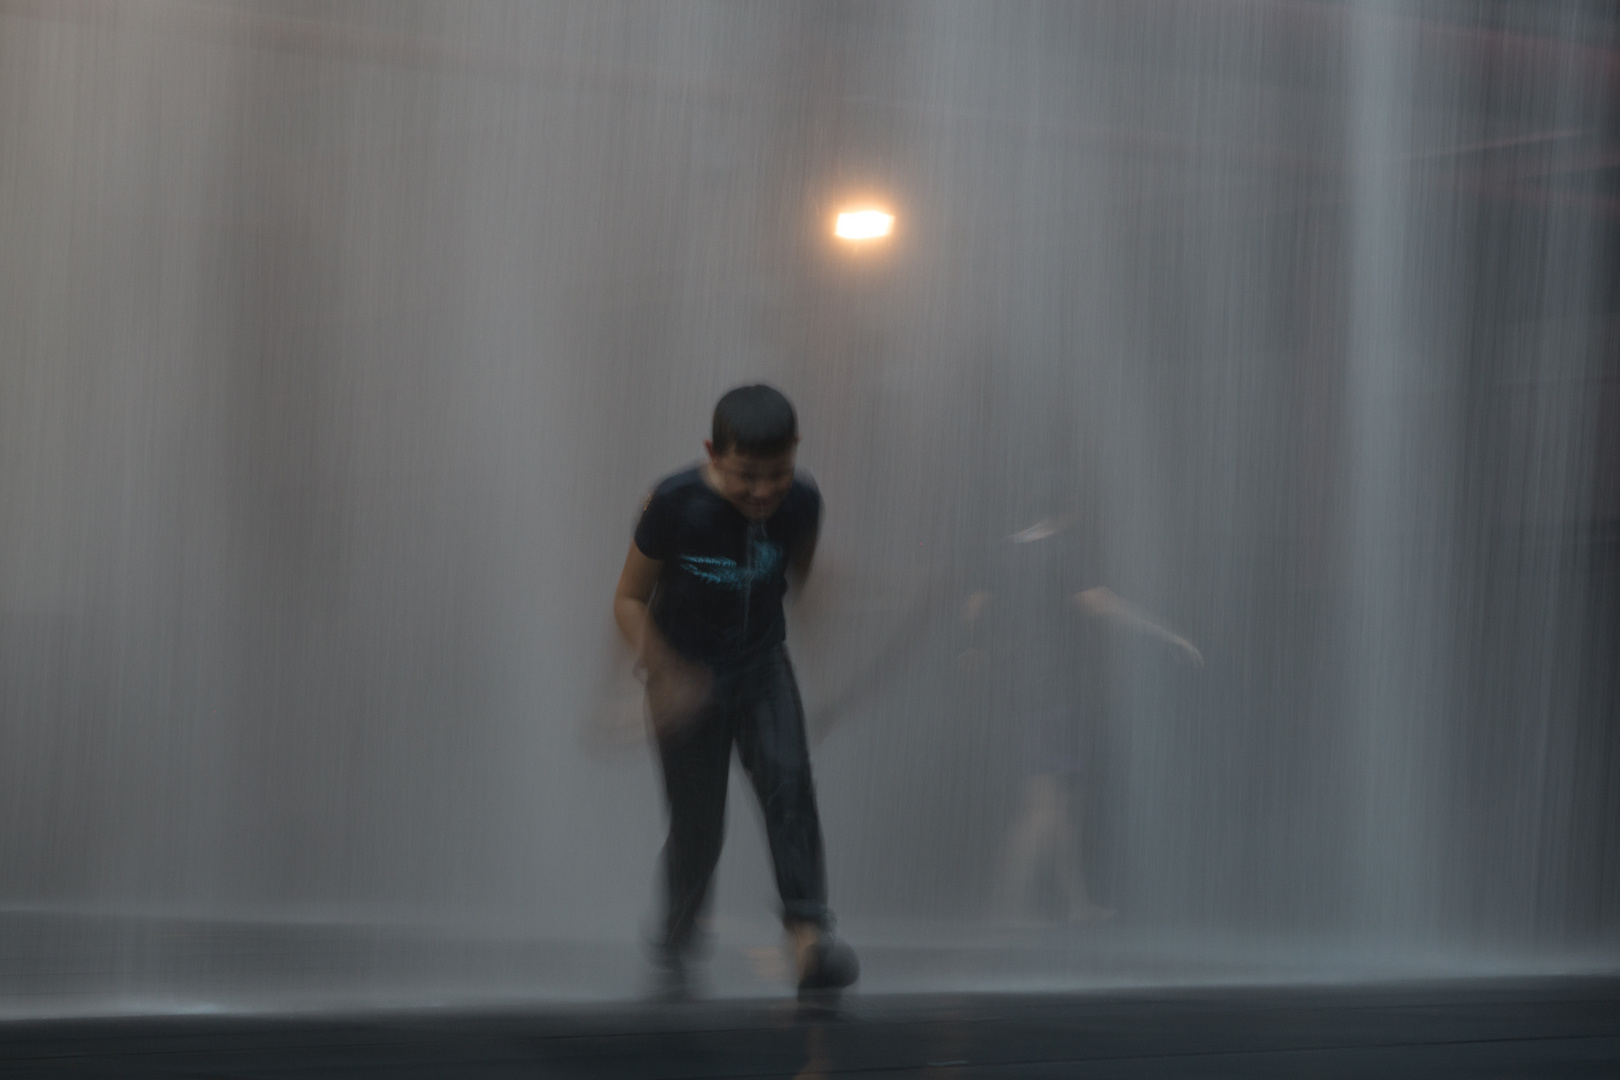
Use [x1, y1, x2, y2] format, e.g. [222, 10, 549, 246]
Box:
[712, 384, 798, 457]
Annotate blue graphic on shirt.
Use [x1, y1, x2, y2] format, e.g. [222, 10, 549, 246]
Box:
[680, 536, 783, 589]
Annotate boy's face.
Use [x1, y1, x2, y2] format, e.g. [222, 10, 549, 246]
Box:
[704, 441, 797, 520]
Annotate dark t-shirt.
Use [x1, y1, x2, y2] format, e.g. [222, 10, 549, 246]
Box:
[633, 465, 821, 669]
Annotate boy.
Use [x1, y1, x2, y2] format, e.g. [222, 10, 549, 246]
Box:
[613, 384, 858, 999]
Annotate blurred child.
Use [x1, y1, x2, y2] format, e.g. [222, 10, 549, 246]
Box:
[961, 503, 1201, 924]
[613, 385, 858, 998]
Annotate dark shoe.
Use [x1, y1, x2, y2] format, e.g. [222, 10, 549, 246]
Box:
[796, 932, 859, 992]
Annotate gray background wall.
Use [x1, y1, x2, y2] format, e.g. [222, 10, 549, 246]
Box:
[0, 1, 1615, 968]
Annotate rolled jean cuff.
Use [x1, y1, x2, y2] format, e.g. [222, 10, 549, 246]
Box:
[782, 902, 832, 931]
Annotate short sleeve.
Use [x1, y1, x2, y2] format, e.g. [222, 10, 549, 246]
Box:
[633, 489, 677, 560]
[791, 474, 823, 554]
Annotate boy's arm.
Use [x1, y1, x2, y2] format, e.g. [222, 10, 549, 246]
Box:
[614, 541, 711, 729]
[613, 543, 664, 663]
[788, 529, 818, 589]
[787, 486, 821, 590]
[1075, 586, 1203, 666]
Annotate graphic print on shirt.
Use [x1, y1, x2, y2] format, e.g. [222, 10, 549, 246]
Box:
[678, 532, 783, 590]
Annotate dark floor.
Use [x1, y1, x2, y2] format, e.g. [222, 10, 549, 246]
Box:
[0, 976, 1615, 1078]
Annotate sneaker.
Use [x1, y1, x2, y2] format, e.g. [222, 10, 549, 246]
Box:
[795, 931, 859, 992]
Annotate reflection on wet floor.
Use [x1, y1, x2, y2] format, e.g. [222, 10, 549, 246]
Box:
[1, 909, 1613, 1020]
[0, 978, 1616, 1078]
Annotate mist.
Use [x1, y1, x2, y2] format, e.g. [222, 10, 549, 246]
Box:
[0, 1, 1615, 1008]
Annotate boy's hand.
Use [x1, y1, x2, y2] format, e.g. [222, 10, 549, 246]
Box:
[641, 633, 713, 735]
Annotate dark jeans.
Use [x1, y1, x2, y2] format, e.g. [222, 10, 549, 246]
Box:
[655, 646, 829, 954]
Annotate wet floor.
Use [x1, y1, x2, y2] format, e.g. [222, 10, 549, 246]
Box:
[1, 911, 1616, 1076]
[4, 909, 1613, 1019]
[0, 977, 1615, 1078]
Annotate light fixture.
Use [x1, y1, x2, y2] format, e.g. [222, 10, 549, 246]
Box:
[833, 209, 894, 240]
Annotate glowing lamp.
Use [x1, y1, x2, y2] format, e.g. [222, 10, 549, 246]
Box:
[834, 209, 894, 240]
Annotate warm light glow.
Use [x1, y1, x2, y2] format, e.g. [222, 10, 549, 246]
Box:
[834, 209, 894, 240]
